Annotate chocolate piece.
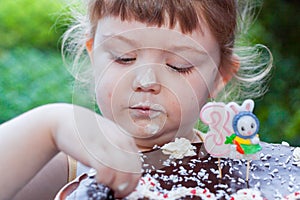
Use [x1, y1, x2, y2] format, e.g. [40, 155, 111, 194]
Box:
[60, 174, 114, 200]
[85, 177, 114, 200]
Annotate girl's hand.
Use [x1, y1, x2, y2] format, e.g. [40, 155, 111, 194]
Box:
[52, 104, 142, 198]
[0, 103, 141, 199]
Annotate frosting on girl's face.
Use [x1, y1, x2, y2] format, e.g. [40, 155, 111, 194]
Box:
[91, 17, 222, 149]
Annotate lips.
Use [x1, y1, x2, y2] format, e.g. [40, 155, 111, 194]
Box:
[129, 101, 166, 119]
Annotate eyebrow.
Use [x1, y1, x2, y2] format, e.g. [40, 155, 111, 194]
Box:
[102, 34, 208, 55]
[102, 34, 139, 48]
[168, 45, 208, 56]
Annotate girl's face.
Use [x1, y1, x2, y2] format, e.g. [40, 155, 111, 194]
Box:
[91, 17, 223, 150]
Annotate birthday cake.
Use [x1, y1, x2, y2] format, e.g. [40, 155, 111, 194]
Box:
[56, 139, 300, 200]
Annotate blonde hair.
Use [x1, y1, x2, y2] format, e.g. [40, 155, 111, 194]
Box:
[61, 0, 272, 103]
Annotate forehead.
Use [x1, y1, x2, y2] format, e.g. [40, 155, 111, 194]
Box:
[94, 17, 220, 61]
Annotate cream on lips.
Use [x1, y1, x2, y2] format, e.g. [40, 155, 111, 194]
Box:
[129, 101, 166, 119]
[129, 101, 167, 135]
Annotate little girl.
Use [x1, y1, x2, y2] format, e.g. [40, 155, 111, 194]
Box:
[0, 0, 272, 199]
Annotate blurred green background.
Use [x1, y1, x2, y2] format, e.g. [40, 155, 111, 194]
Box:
[0, 0, 299, 145]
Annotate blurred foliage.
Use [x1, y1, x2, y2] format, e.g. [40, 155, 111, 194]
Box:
[0, 0, 299, 145]
[0, 0, 73, 123]
[248, 0, 300, 145]
[0, 0, 65, 50]
[0, 48, 73, 123]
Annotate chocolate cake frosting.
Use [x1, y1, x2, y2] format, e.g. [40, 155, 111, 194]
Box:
[56, 142, 300, 200]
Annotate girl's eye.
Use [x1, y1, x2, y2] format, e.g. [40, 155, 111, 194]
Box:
[166, 63, 193, 74]
[115, 57, 136, 65]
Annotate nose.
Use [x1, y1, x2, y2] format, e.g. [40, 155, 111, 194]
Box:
[132, 68, 161, 94]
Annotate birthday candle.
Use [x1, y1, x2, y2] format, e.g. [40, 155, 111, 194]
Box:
[200, 99, 262, 160]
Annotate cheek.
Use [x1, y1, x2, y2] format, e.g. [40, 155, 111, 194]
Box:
[94, 68, 120, 117]
[165, 74, 209, 124]
[188, 72, 212, 108]
[95, 67, 133, 118]
[95, 78, 113, 117]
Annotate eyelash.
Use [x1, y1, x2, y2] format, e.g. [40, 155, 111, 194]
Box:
[114, 57, 136, 65]
[114, 56, 193, 75]
[166, 64, 193, 74]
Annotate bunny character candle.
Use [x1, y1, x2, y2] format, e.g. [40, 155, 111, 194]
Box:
[200, 99, 262, 181]
[225, 110, 261, 155]
[200, 99, 262, 160]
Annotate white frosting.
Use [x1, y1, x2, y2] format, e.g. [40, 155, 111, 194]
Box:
[292, 147, 300, 167]
[161, 138, 196, 159]
[282, 141, 290, 146]
[284, 191, 300, 200]
[124, 173, 275, 200]
[135, 68, 156, 88]
[145, 124, 160, 135]
[125, 174, 216, 200]
[229, 188, 264, 200]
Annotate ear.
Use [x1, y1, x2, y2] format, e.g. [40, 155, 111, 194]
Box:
[228, 102, 240, 114]
[242, 99, 254, 112]
[86, 38, 94, 55]
[221, 54, 240, 84]
[209, 54, 240, 98]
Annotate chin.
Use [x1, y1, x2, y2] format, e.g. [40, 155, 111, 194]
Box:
[134, 133, 175, 150]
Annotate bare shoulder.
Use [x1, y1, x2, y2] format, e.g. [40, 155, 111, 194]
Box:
[12, 152, 68, 200]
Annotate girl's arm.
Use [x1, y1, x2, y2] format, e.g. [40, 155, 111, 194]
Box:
[0, 103, 141, 199]
[12, 153, 68, 200]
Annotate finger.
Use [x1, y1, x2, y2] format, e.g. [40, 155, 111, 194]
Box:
[94, 165, 115, 186]
[94, 164, 141, 195]
[111, 171, 141, 198]
[95, 167, 141, 198]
